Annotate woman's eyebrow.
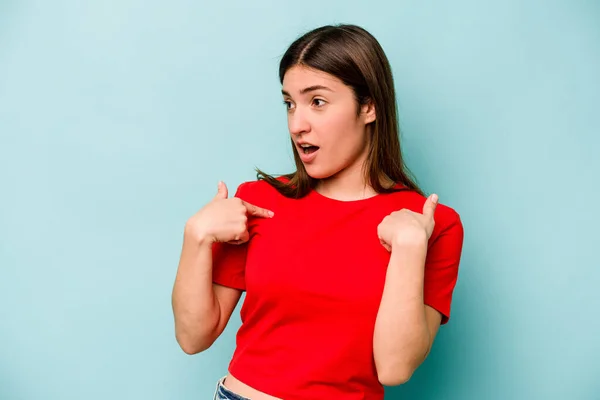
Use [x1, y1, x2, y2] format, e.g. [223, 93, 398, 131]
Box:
[281, 85, 334, 97]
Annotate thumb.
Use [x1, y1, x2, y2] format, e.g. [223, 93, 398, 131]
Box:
[423, 193, 438, 218]
[215, 181, 228, 200]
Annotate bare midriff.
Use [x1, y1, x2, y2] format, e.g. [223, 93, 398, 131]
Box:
[223, 373, 283, 400]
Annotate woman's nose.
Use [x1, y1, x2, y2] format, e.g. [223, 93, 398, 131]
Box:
[288, 110, 310, 136]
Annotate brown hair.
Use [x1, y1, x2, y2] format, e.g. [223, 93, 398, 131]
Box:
[256, 24, 425, 198]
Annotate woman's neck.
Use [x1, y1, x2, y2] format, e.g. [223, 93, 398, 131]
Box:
[313, 140, 395, 201]
[316, 175, 375, 201]
[315, 160, 396, 201]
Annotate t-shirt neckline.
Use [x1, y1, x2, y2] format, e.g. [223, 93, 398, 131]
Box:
[307, 183, 406, 205]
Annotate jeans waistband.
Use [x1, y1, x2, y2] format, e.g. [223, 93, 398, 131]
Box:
[213, 376, 251, 400]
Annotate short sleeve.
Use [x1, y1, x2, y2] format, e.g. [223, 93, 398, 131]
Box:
[211, 182, 251, 291]
[423, 210, 464, 325]
[212, 241, 247, 290]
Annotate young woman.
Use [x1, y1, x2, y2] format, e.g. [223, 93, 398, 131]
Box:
[172, 24, 464, 400]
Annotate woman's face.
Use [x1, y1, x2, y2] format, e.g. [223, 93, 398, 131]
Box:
[282, 65, 375, 180]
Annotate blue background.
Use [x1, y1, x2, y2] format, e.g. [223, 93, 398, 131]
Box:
[1, 1, 599, 399]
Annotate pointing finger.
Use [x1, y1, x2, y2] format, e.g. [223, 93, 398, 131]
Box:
[423, 194, 438, 219]
[215, 181, 228, 200]
[242, 200, 274, 218]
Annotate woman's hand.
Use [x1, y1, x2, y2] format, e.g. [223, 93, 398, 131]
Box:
[377, 194, 438, 252]
[184, 181, 274, 245]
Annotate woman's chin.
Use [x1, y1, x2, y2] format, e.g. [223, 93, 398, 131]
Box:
[304, 165, 336, 180]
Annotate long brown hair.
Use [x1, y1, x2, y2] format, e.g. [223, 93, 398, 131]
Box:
[256, 24, 425, 198]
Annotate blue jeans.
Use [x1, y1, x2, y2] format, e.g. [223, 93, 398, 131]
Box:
[213, 376, 251, 400]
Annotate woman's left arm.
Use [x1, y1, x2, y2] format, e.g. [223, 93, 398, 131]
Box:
[373, 194, 449, 386]
[373, 239, 442, 386]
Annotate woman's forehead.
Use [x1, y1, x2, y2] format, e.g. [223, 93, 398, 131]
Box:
[282, 66, 345, 94]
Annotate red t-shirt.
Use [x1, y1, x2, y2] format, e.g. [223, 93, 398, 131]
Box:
[212, 179, 464, 400]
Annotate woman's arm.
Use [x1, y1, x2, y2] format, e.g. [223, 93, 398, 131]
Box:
[171, 231, 243, 354]
[171, 181, 273, 354]
[373, 239, 441, 386]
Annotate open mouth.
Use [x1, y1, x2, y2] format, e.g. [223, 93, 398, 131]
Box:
[299, 144, 320, 154]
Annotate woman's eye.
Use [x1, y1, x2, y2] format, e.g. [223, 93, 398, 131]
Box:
[313, 98, 326, 107]
[283, 100, 294, 110]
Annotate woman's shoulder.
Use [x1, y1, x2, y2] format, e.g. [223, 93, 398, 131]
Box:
[234, 178, 284, 203]
[388, 186, 463, 231]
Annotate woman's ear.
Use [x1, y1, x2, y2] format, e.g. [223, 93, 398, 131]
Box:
[361, 99, 376, 124]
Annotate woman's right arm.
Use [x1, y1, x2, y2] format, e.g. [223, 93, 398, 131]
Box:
[171, 181, 273, 354]
[171, 230, 242, 354]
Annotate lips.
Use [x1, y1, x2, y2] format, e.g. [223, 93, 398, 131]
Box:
[296, 141, 319, 154]
[296, 141, 320, 163]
